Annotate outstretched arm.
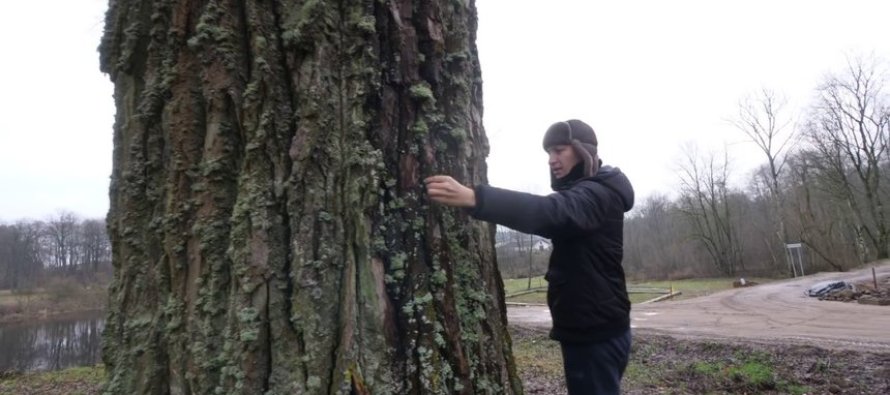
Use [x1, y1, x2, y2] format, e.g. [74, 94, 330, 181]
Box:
[425, 175, 611, 239]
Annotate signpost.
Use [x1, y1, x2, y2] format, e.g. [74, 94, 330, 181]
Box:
[785, 242, 805, 277]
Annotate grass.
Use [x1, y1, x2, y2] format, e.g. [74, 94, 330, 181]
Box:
[0, 335, 824, 395]
[0, 290, 26, 306]
[504, 276, 771, 304]
[631, 277, 772, 300]
[0, 290, 43, 303]
[510, 331, 565, 378]
[503, 276, 547, 295]
[0, 283, 106, 325]
[681, 357, 781, 393]
[0, 365, 104, 395]
[511, 330, 820, 394]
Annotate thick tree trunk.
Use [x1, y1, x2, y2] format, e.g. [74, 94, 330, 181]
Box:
[99, 0, 520, 394]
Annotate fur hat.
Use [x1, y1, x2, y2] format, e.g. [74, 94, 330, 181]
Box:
[542, 119, 600, 177]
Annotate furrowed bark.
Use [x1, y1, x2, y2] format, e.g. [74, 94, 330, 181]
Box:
[100, 0, 520, 394]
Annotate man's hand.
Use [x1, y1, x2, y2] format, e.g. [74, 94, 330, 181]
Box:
[424, 175, 476, 208]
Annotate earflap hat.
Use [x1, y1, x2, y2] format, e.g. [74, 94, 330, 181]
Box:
[542, 119, 599, 177]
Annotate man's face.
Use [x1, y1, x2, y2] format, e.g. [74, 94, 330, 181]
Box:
[547, 144, 580, 179]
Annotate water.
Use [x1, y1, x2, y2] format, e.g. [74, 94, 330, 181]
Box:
[0, 311, 104, 372]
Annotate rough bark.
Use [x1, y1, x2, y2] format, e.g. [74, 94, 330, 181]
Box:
[99, 0, 520, 394]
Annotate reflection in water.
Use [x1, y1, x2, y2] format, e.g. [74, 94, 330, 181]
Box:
[0, 312, 104, 372]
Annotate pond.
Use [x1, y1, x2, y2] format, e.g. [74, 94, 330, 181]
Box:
[0, 311, 104, 373]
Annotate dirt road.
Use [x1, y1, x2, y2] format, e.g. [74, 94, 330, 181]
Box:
[507, 263, 890, 352]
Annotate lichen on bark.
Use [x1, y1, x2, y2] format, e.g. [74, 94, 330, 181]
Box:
[100, 0, 520, 394]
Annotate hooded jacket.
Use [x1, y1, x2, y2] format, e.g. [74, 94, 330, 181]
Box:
[471, 165, 635, 342]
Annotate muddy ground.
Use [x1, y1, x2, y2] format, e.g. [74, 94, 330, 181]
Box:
[512, 326, 890, 395]
[6, 328, 887, 395]
[4, 264, 889, 394]
[509, 263, 890, 394]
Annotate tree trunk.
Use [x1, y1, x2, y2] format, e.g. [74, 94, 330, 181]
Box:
[99, 0, 520, 394]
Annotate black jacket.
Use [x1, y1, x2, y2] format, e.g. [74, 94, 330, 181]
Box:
[471, 165, 635, 342]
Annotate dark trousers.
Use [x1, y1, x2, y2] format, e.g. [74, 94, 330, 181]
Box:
[559, 329, 632, 395]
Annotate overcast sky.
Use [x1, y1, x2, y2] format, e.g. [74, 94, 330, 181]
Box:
[1, 0, 889, 222]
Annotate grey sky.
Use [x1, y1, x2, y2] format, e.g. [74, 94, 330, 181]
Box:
[1, 0, 889, 221]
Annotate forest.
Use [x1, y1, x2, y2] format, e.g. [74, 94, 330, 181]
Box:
[0, 211, 110, 291]
[498, 56, 890, 281]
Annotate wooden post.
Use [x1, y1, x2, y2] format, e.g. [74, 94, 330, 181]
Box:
[874, 267, 879, 290]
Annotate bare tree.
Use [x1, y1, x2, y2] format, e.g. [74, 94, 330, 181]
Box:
[44, 211, 79, 272]
[804, 56, 890, 260]
[677, 144, 744, 276]
[731, 88, 797, 270]
[508, 231, 541, 289]
[78, 219, 110, 275]
[784, 152, 856, 270]
[0, 221, 44, 290]
[494, 227, 547, 281]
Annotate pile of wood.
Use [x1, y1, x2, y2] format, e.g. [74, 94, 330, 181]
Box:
[819, 281, 890, 306]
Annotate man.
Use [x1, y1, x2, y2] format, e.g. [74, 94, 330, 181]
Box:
[425, 119, 634, 394]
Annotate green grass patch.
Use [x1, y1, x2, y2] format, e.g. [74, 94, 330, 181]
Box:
[504, 276, 547, 304]
[503, 276, 546, 295]
[683, 359, 779, 392]
[632, 278, 772, 301]
[629, 293, 668, 304]
[511, 330, 814, 394]
[504, 276, 769, 305]
[730, 360, 775, 388]
[505, 292, 547, 304]
[510, 331, 564, 378]
[0, 365, 104, 395]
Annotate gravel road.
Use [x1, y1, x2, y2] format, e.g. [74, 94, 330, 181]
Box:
[508, 262, 890, 352]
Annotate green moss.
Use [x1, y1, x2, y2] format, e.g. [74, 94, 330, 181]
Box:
[430, 269, 447, 286]
[355, 15, 376, 34]
[410, 118, 429, 135]
[239, 328, 259, 342]
[411, 217, 426, 230]
[237, 307, 259, 323]
[409, 83, 435, 102]
[390, 252, 407, 270]
[448, 127, 467, 141]
[280, 0, 326, 49]
[317, 211, 334, 222]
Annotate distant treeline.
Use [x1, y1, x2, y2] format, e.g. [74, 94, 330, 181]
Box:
[499, 57, 890, 281]
[624, 56, 890, 280]
[3, 59, 886, 288]
[0, 211, 110, 290]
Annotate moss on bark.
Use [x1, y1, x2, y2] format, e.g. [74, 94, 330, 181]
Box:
[101, 0, 520, 394]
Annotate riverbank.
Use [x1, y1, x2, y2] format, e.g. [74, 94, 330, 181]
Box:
[0, 283, 106, 325]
